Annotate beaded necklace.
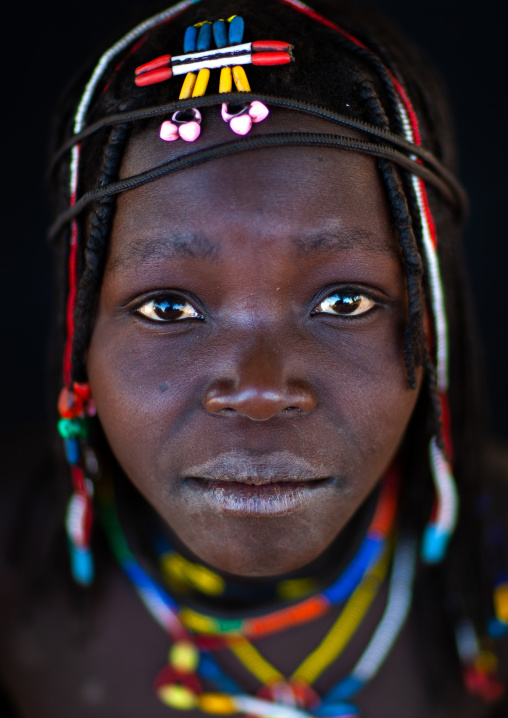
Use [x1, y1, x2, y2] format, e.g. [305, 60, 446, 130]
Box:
[98, 469, 421, 717]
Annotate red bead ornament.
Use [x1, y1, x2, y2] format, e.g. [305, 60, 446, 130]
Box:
[251, 40, 292, 51]
[58, 383, 95, 419]
[135, 54, 171, 75]
[135, 67, 173, 86]
[463, 665, 505, 703]
[154, 665, 202, 695]
[251, 52, 292, 66]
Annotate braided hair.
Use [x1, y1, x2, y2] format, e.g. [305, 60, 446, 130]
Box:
[46, 0, 506, 709]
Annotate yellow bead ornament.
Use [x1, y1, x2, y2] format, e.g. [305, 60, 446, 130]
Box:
[192, 68, 211, 97]
[232, 66, 251, 92]
[170, 641, 200, 673]
[494, 582, 508, 623]
[277, 578, 317, 601]
[219, 67, 233, 94]
[158, 684, 198, 710]
[180, 607, 219, 634]
[198, 693, 237, 714]
[179, 73, 197, 99]
[475, 650, 498, 674]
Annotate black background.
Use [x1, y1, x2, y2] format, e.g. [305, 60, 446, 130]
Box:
[3, 0, 507, 440]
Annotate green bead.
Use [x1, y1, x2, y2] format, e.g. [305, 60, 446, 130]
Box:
[58, 417, 89, 439]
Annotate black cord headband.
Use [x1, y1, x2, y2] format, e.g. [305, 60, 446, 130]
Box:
[48, 93, 467, 243]
[49, 126, 464, 242]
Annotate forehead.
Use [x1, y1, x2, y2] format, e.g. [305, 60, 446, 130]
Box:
[108, 110, 398, 269]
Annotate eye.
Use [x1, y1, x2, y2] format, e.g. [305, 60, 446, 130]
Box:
[136, 294, 203, 323]
[313, 290, 376, 317]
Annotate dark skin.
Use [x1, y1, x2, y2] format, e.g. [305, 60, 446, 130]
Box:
[87, 111, 422, 576]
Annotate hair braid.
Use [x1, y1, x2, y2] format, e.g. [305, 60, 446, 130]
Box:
[71, 123, 132, 382]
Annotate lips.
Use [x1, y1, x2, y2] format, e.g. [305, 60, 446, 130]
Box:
[183, 450, 334, 516]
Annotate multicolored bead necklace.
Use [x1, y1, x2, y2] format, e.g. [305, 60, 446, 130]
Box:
[98, 469, 418, 717]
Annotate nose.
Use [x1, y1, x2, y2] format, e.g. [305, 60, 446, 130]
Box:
[202, 336, 317, 421]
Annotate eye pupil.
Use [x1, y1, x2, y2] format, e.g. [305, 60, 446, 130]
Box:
[331, 295, 361, 314]
[153, 299, 184, 320]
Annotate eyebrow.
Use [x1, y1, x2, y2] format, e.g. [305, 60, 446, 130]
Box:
[107, 226, 397, 275]
[107, 232, 219, 274]
[293, 228, 399, 258]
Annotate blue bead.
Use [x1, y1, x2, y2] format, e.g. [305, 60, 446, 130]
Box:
[70, 545, 94, 585]
[64, 437, 80, 465]
[198, 654, 240, 692]
[488, 616, 508, 639]
[197, 23, 212, 51]
[323, 536, 381, 604]
[421, 525, 449, 564]
[213, 19, 228, 48]
[183, 25, 198, 53]
[325, 676, 364, 701]
[228, 16, 244, 45]
[314, 703, 359, 717]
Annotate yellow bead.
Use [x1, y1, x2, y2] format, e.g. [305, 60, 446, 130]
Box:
[219, 67, 233, 94]
[179, 73, 197, 99]
[192, 68, 210, 97]
[157, 685, 197, 710]
[494, 583, 508, 623]
[180, 607, 218, 633]
[475, 650, 498, 674]
[277, 578, 316, 601]
[232, 66, 251, 92]
[186, 563, 225, 596]
[198, 693, 237, 714]
[170, 641, 200, 673]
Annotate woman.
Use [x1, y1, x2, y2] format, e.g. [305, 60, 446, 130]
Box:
[1, 0, 507, 715]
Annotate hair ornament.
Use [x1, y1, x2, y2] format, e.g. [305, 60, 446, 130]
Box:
[134, 15, 294, 140]
[57, 382, 96, 585]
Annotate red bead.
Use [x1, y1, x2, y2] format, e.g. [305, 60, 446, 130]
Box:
[58, 387, 84, 419]
[463, 666, 505, 703]
[135, 54, 171, 76]
[154, 665, 202, 694]
[73, 382, 92, 401]
[251, 52, 291, 66]
[252, 41, 292, 52]
[135, 67, 172, 86]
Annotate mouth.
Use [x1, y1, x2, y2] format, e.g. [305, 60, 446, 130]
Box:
[183, 451, 335, 516]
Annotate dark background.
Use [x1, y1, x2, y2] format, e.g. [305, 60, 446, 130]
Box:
[3, 0, 507, 441]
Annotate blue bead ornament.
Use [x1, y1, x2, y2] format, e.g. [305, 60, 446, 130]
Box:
[213, 19, 228, 48]
[64, 437, 81, 465]
[197, 22, 212, 51]
[323, 536, 382, 604]
[488, 616, 508, 639]
[228, 16, 244, 45]
[183, 25, 198, 53]
[198, 653, 241, 693]
[70, 545, 94, 585]
[324, 676, 364, 702]
[313, 703, 360, 717]
[124, 558, 179, 610]
[422, 524, 449, 564]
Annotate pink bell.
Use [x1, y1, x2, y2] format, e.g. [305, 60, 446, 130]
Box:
[229, 113, 253, 136]
[179, 121, 201, 142]
[160, 121, 179, 142]
[248, 101, 270, 123]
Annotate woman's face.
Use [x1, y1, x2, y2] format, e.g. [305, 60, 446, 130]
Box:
[87, 112, 422, 576]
